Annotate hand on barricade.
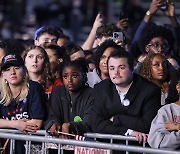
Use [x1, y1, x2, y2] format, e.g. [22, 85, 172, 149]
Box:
[15, 119, 38, 133]
[61, 122, 71, 139]
[164, 121, 180, 131]
[49, 123, 61, 136]
[132, 131, 147, 143]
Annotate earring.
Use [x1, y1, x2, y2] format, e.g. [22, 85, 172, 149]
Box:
[5, 80, 8, 84]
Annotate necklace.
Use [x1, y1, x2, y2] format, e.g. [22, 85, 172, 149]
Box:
[13, 91, 21, 100]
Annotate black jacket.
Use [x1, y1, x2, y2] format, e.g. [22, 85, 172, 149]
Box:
[91, 74, 161, 135]
[45, 84, 94, 135]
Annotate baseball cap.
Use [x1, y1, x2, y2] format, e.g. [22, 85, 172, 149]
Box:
[1, 54, 24, 71]
[34, 26, 45, 40]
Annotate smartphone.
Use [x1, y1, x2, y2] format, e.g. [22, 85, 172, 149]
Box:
[119, 12, 128, 20]
[113, 32, 124, 43]
[160, 0, 168, 11]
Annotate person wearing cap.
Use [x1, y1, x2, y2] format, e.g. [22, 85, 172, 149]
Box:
[0, 54, 46, 153]
[34, 26, 59, 46]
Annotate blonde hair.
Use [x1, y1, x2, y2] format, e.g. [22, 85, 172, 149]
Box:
[0, 70, 29, 106]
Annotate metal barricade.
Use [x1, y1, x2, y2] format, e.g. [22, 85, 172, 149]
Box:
[0, 129, 179, 154]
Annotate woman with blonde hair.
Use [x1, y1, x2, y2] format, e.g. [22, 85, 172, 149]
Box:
[0, 54, 46, 153]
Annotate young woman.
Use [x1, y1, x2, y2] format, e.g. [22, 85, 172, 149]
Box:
[148, 69, 180, 150]
[23, 45, 54, 94]
[0, 54, 46, 153]
[139, 53, 171, 105]
[45, 58, 94, 137]
[87, 39, 123, 87]
[44, 44, 65, 94]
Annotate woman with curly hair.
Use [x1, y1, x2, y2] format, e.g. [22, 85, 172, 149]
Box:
[23, 45, 54, 94]
[87, 39, 123, 87]
[139, 53, 171, 105]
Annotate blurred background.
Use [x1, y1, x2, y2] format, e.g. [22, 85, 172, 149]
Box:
[0, 0, 180, 45]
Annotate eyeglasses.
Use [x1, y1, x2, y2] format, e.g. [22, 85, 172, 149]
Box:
[148, 43, 170, 51]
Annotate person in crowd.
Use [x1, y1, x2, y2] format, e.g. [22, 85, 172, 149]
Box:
[131, 0, 178, 61]
[90, 50, 161, 144]
[148, 69, 180, 150]
[23, 45, 54, 94]
[139, 53, 171, 105]
[0, 40, 8, 64]
[34, 26, 59, 46]
[43, 44, 65, 94]
[64, 43, 85, 61]
[0, 54, 46, 153]
[133, 23, 175, 74]
[167, 55, 180, 70]
[87, 39, 123, 87]
[57, 32, 70, 47]
[81, 13, 104, 50]
[93, 23, 123, 48]
[45, 58, 94, 137]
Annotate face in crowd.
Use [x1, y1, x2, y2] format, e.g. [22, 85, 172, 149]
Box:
[99, 47, 115, 79]
[108, 57, 133, 87]
[45, 48, 62, 72]
[151, 54, 168, 82]
[62, 66, 83, 94]
[2, 66, 24, 86]
[145, 36, 170, 55]
[25, 48, 45, 74]
[35, 33, 57, 46]
[70, 50, 85, 61]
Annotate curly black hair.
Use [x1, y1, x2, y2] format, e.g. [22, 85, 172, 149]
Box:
[94, 39, 124, 76]
[59, 58, 88, 84]
[140, 25, 175, 56]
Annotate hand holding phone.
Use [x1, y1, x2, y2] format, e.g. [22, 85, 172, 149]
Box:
[113, 32, 124, 43]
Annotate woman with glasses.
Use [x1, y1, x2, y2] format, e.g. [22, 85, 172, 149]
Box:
[140, 25, 174, 56]
[131, 0, 178, 60]
[133, 25, 175, 74]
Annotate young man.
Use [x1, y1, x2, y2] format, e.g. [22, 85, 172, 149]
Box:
[91, 50, 161, 143]
[34, 26, 59, 46]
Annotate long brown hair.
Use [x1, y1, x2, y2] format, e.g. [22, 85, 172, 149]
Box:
[23, 45, 54, 90]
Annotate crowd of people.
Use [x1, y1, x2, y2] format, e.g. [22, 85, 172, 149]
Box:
[0, 0, 180, 153]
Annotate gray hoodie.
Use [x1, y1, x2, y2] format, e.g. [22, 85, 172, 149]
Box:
[148, 103, 180, 150]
